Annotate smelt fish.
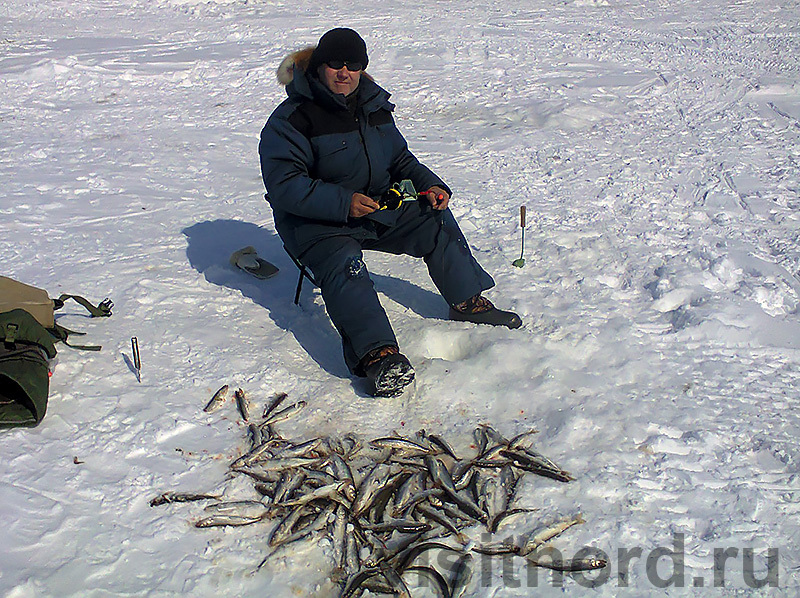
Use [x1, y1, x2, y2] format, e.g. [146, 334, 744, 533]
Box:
[203, 500, 269, 518]
[262, 401, 307, 427]
[426, 433, 459, 460]
[449, 553, 473, 598]
[262, 392, 288, 420]
[370, 437, 432, 456]
[150, 492, 219, 507]
[527, 556, 608, 572]
[203, 384, 229, 413]
[195, 514, 264, 527]
[519, 514, 586, 556]
[403, 566, 450, 597]
[352, 463, 392, 518]
[234, 388, 250, 421]
[248, 423, 263, 448]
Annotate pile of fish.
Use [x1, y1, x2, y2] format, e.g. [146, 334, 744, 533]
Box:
[151, 387, 606, 597]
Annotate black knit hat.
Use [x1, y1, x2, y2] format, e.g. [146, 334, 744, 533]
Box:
[308, 28, 368, 73]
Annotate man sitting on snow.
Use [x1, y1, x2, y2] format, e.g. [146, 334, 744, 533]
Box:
[259, 28, 521, 397]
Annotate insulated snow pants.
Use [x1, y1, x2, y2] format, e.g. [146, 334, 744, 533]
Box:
[299, 203, 495, 374]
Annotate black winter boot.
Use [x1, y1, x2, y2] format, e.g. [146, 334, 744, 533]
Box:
[449, 294, 522, 329]
[361, 346, 415, 398]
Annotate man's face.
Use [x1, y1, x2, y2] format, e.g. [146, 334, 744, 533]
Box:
[318, 63, 362, 97]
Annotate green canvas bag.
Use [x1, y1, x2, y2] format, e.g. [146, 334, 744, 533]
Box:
[0, 275, 113, 350]
[0, 276, 112, 428]
[0, 309, 57, 428]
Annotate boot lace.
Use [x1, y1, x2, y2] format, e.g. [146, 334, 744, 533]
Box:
[453, 294, 494, 314]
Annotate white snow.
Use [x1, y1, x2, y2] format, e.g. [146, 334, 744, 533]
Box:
[2, 0, 799, 596]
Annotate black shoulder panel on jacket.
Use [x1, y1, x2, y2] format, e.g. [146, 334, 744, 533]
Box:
[286, 104, 313, 139]
[368, 109, 393, 127]
[288, 101, 357, 140]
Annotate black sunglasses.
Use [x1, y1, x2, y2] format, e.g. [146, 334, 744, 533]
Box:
[325, 60, 363, 72]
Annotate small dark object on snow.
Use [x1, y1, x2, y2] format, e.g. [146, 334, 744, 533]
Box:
[230, 246, 279, 280]
[512, 205, 526, 268]
[131, 336, 141, 382]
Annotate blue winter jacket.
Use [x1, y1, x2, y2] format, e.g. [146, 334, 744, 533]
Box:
[259, 66, 450, 257]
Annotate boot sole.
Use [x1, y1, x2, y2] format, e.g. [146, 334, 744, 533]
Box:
[373, 360, 416, 398]
[449, 307, 523, 329]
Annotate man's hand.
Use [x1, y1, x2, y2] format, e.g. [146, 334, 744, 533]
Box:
[350, 192, 380, 217]
[422, 186, 450, 210]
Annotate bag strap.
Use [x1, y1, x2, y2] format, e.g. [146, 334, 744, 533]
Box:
[47, 294, 112, 351]
[53, 295, 113, 318]
[49, 322, 102, 351]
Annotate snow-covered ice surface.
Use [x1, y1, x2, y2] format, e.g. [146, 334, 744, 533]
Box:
[2, 0, 799, 595]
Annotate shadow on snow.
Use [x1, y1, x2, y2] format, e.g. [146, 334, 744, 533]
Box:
[182, 219, 445, 386]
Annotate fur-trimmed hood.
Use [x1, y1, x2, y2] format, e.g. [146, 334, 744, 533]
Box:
[276, 47, 373, 86]
[260, 45, 450, 256]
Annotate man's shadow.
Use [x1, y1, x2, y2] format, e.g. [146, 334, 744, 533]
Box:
[183, 219, 445, 381]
